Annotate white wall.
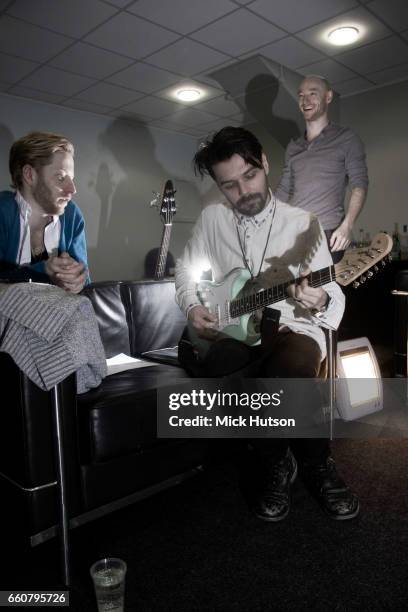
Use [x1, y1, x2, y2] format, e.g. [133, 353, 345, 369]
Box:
[340, 80, 408, 239]
[0, 93, 203, 281]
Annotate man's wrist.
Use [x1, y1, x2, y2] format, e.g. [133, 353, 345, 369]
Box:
[186, 303, 200, 318]
[311, 294, 331, 317]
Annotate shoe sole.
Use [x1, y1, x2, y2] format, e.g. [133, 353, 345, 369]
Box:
[252, 458, 298, 523]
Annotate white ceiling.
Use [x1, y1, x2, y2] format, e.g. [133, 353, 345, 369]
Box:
[0, 0, 407, 137]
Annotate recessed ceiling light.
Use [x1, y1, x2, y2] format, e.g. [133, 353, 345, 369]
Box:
[176, 88, 201, 102]
[328, 26, 359, 46]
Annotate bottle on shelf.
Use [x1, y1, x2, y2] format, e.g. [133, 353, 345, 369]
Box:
[391, 223, 401, 260]
[364, 231, 371, 247]
[400, 224, 408, 260]
[358, 228, 364, 248]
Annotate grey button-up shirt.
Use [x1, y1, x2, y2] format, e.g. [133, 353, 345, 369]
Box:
[276, 123, 368, 230]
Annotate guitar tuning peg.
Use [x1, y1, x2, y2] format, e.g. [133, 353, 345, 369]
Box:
[360, 275, 366, 283]
[353, 281, 360, 289]
[367, 271, 374, 278]
[381, 260, 386, 267]
[374, 265, 379, 272]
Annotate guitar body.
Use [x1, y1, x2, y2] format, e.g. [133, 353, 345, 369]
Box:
[188, 268, 263, 358]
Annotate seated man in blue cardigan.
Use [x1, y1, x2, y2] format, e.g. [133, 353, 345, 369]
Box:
[0, 131, 89, 293]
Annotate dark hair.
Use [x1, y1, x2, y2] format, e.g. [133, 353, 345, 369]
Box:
[193, 126, 263, 179]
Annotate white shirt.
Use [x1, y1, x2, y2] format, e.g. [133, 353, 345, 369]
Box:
[175, 195, 345, 360]
[16, 191, 60, 264]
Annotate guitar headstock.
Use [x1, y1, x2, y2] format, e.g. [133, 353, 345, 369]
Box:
[151, 179, 176, 225]
[334, 232, 393, 288]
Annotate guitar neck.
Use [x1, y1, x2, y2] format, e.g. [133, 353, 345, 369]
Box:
[154, 224, 172, 280]
[230, 265, 335, 317]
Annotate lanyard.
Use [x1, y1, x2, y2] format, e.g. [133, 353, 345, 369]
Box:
[236, 197, 276, 280]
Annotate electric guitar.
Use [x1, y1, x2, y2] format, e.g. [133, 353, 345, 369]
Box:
[150, 179, 176, 280]
[188, 233, 393, 356]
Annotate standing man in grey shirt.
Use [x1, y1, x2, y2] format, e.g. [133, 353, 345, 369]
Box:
[276, 75, 368, 262]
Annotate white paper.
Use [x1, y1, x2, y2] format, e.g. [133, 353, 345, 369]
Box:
[106, 352, 160, 375]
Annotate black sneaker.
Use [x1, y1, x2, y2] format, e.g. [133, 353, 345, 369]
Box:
[301, 457, 360, 521]
[252, 450, 297, 522]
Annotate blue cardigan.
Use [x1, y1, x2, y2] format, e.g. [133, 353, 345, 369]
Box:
[0, 190, 89, 282]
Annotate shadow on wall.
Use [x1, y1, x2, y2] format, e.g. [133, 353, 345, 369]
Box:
[89, 117, 170, 282]
[244, 73, 300, 148]
[0, 125, 16, 188]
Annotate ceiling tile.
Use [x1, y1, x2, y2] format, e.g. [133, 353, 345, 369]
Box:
[402, 30, 408, 43]
[146, 39, 230, 76]
[108, 62, 182, 93]
[367, 0, 408, 33]
[0, 15, 71, 62]
[148, 118, 200, 136]
[195, 94, 242, 116]
[197, 116, 244, 133]
[7, 85, 65, 104]
[163, 107, 219, 126]
[61, 99, 113, 114]
[7, 0, 117, 38]
[121, 95, 183, 118]
[101, 0, 134, 8]
[191, 9, 285, 56]
[127, 0, 237, 35]
[108, 109, 152, 123]
[367, 62, 408, 85]
[336, 36, 408, 73]
[193, 59, 237, 87]
[19, 66, 95, 97]
[333, 76, 374, 95]
[0, 53, 39, 84]
[50, 42, 134, 79]
[253, 37, 325, 68]
[156, 79, 222, 104]
[297, 6, 392, 56]
[84, 12, 180, 59]
[249, 0, 358, 33]
[75, 82, 144, 107]
[298, 58, 357, 83]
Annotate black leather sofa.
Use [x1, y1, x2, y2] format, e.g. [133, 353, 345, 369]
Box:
[0, 279, 209, 549]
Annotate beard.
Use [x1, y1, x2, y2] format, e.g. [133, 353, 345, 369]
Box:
[234, 191, 268, 217]
[32, 176, 67, 216]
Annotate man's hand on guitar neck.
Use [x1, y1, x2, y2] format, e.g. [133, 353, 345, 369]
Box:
[188, 305, 219, 339]
[287, 267, 329, 311]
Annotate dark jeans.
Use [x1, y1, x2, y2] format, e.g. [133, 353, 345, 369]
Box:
[180, 330, 330, 467]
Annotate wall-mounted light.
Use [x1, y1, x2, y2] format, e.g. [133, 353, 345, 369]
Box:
[176, 89, 201, 102]
[328, 26, 360, 46]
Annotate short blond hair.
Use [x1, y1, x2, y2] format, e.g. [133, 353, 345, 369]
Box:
[301, 74, 332, 92]
[9, 131, 74, 189]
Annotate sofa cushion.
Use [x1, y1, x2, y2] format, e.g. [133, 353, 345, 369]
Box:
[82, 281, 131, 359]
[124, 280, 186, 355]
[77, 363, 189, 463]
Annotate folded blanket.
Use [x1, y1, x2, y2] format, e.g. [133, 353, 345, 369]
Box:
[0, 282, 107, 394]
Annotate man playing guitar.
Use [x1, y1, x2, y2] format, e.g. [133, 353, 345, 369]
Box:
[175, 126, 359, 522]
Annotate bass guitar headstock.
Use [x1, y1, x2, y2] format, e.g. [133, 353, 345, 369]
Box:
[150, 179, 176, 225]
